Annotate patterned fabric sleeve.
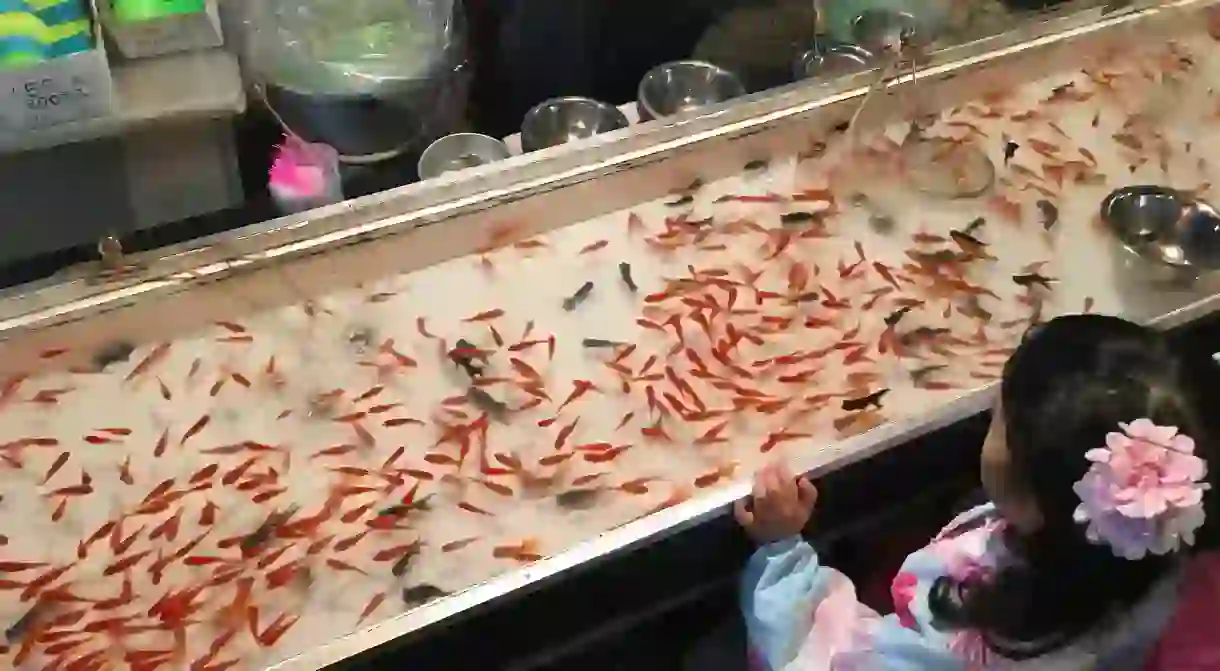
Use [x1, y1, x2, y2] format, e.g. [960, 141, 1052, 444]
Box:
[740, 536, 966, 670]
[740, 506, 1002, 671]
[740, 504, 1220, 671]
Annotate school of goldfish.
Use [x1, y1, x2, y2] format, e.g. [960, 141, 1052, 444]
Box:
[0, 32, 1216, 671]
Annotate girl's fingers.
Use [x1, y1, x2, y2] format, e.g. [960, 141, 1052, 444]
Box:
[766, 468, 785, 509]
[773, 465, 798, 507]
[758, 467, 780, 512]
[797, 477, 819, 510]
[733, 498, 754, 527]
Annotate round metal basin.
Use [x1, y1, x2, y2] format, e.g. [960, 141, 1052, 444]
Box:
[794, 41, 875, 82]
[1100, 185, 1220, 284]
[520, 97, 630, 152]
[417, 133, 511, 181]
[851, 8, 921, 54]
[636, 60, 746, 122]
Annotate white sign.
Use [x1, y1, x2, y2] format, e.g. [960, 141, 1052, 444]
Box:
[0, 46, 116, 135]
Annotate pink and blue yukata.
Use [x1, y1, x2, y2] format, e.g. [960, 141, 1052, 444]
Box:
[742, 503, 1220, 670]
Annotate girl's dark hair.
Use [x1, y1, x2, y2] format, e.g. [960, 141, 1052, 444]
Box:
[929, 314, 1220, 657]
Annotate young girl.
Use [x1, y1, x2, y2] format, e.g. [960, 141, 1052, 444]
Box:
[737, 314, 1220, 670]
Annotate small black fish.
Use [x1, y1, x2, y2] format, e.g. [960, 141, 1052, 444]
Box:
[348, 327, 375, 351]
[676, 178, 704, 194]
[406, 495, 435, 513]
[618, 262, 638, 293]
[452, 339, 485, 378]
[1012, 273, 1057, 289]
[964, 217, 986, 236]
[468, 388, 510, 421]
[958, 296, 994, 322]
[868, 213, 896, 234]
[665, 194, 694, 208]
[582, 338, 624, 349]
[555, 489, 601, 510]
[1050, 82, 1076, 97]
[1035, 200, 1059, 231]
[841, 388, 890, 412]
[562, 281, 595, 312]
[380, 494, 434, 517]
[949, 229, 987, 249]
[899, 327, 951, 346]
[884, 305, 916, 327]
[403, 584, 451, 606]
[949, 230, 993, 260]
[910, 250, 965, 265]
[910, 364, 948, 383]
[6, 604, 44, 643]
[378, 505, 412, 518]
[242, 506, 298, 553]
[1003, 141, 1019, 165]
[780, 211, 821, 226]
[92, 341, 135, 370]
[743, 159, 769, 171]
[391, 547, 420, 577]
[239, 526, 275, 553]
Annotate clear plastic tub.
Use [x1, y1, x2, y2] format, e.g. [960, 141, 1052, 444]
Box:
[243, 0, 469, 161]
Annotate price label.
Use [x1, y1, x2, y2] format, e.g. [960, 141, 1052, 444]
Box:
[0, 54, 113, 134]
[14, 75, 94, 127]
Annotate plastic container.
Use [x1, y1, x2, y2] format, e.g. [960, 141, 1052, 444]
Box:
[268, 134, 343, 213]
[243, 0, 470, 162]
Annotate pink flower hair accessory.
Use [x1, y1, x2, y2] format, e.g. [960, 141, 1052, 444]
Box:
[1073, 418, 1210, 560]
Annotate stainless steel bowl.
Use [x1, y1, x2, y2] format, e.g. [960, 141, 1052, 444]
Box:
[520, 97, 630, 152]
[851, 8, 920, 54]
[636, 61, 746, 122]
[794, 41, 874, 82]
[417, 133, 511, 181]
[1100, 185, 1220, 285]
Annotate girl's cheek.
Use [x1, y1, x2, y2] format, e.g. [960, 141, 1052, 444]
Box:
[979, 413, 1008, 500]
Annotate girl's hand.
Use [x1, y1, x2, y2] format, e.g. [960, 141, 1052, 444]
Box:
[734, 461, 818, 545]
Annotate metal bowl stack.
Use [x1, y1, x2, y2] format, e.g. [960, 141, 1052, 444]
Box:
[520, 97, 630, 152]
[636, 61, 746, 122]
[794, 40, 874, 82]
[1100, 185, 1220, 284]
[417, 133, 511, 180]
